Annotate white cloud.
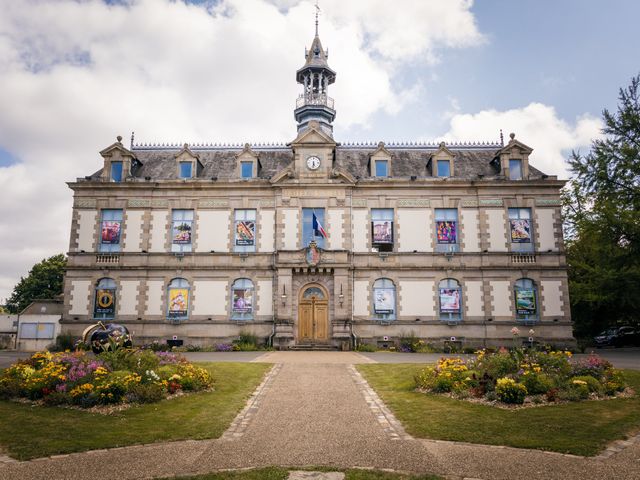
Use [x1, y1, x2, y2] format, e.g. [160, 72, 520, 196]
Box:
[0, 0, 486, 301]
[441, 103, 603, 178]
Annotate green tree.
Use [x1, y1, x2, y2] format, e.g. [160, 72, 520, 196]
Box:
[6, 254, 67, 314]
[564, 74, 640, 338]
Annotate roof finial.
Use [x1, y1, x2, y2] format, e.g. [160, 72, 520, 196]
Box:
[499, 129, 504, 147]
[315, 0, 320, 36]
[130, 131, 135, 149]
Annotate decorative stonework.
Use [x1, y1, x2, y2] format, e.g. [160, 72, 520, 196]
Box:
[260, 200, 275, 208]
[479, 199, 503, 207]
[397, 199, 430, 207]
[151, 199, 169, 208]
[198, 199, 229, 208]
[536, 198, 562, 206]
[128, 199, 151, 208]
[74, 198, 97, 208]
[461, 199, 479, 208]
[352, 198, 367, 208]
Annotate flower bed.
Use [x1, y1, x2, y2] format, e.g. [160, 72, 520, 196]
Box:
[414, 349, 628, 406]
[0, 349, 213, 408]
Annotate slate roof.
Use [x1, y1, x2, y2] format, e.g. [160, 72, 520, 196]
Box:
[85, 143, 546, 181]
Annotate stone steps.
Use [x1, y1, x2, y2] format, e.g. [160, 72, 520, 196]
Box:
[288, 344, 340, 351]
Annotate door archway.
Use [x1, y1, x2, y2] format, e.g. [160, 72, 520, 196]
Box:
[298, 283, 329, 343]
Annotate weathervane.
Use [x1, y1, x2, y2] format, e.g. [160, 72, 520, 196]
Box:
[315, 0, 320, 36]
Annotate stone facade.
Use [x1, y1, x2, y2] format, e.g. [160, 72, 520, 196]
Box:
[62, 32, 574, 349]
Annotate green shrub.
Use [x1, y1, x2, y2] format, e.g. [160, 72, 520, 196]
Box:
[414, 367, 436, 390]
[521, 373, 555, 395]
[433, 376, 454, 393]
[495, 377, 527, 404]
[50, 333, 77, 352]
[235, 342, 258, 351]
[481, 352, 518, 379]
[96, 348, 137, 371]
[559, 382, 589, 401]
[570, 375, 603, 394]
[237, 331, 259, 347]
[356, 343, 377, 352]
[126, 383, 165, 403]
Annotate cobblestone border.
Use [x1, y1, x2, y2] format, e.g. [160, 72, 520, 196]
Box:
[594, 432, 640, 460]
[220, 363, 283, 441]
[347, 364, 411, 441]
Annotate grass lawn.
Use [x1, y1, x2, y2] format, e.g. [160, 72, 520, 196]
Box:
[0, 362, 271, 461]
[170, 467, 442, 479]
[357, 363, 640, 456]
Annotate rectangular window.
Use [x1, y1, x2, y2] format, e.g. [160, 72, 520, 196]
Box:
[509, 159, 523, 180]
[371, 208, 393, 252]
[171, 209, 194, 253]
[436, 160, 450, 177]
[241, 161, 253, 178]
[302, 208, 325, 249]
[99, 209, 123, 252]
[508, 208, 534, 252]
[180, 162, 192, 179]
[234, 209, 257, 253]
[434, 208, 459, 252]
[375, 160, 388, 177]
[111, 161, 123, 182]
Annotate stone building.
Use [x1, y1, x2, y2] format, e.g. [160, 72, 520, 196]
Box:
[62, 30, 574, 349]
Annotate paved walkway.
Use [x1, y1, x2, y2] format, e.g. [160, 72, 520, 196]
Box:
[1, 351, 640, 480]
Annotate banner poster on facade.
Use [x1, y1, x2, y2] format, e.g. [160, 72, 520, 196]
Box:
[168, 288, 189, 318]
[235, 221, 255, 246]
[372, 220, 393, 244]
[374, 288, 395, 314]
[510, 219, 531, 243]
[232, 288, 253, 313]
[515, 289, 536, 315]
[101, 221, 121, 244]
[94, 288, 116, 316]
[436, 221, 457, 244]
[439, 288, 461, 313]
[172, 221, 192, 244]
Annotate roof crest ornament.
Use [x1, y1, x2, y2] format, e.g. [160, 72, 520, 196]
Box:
[315, 0, 320, 36]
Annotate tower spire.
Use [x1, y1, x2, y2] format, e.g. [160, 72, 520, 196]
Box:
[294, 3, 336, 136]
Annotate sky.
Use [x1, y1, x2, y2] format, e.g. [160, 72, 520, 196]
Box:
[0, 0, 638, 303]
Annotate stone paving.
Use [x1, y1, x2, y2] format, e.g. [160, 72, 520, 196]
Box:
[0, 351, 639, 480]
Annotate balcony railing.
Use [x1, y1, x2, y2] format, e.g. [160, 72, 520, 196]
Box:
[296, 93, 335, 110]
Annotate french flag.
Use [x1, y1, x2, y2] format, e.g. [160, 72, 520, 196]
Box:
[312, 212, 328, 239]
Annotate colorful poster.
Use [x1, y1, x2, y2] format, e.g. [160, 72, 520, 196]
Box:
[235, 221, 255, 246]
[232, 288, 253, 313]
[510, 219, 531, 243]
[439, 288, 461, 313]
[168, 288, 189, 318]
[374, 288, 395, 314]
[94, 289, 116, 316]
[515, 289, 536, 315]
[372, 220, 393, 244]
[101, 221, 121, 244]
[436, 221, 457, 244]
[172, 221, 192, 244]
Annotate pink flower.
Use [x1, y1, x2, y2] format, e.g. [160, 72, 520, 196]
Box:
[511, 327, 520, 336]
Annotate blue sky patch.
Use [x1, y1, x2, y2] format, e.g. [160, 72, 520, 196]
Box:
[0, 147, 20, 167]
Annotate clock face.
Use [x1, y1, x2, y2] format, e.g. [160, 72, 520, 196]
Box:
[306, 155, 321, 170]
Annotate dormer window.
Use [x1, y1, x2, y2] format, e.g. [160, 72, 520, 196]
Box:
[375, 160, 388, 177]
[509, 159, 523, 180]
[241, 161, 253, 179]
[110, 161, 123, 182]
[437, 160, 451, 177]
[180, 161, 193, 179]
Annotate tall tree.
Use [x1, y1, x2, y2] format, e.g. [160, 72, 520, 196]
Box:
[6, 254, 67, 314]
[564, 74, 640, 338]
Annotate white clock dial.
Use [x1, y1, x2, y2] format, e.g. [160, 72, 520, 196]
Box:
[306, 155, 321, 170]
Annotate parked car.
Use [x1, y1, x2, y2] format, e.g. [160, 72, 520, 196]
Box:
[594, 326, 640, 347]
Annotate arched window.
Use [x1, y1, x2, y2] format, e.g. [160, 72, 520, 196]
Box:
[167, 278, 190, 321]
[94, 278, 116, 320]
[373, 278, 396, 321]
[514, 278, 538, 322]
[231, 278, 254, 320]
[439, 278, 462, 322]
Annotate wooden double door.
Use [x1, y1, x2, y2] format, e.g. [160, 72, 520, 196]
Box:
[298, 284, 329, 343]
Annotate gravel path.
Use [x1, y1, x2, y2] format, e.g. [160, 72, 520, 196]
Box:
[1, 351, 639, 480]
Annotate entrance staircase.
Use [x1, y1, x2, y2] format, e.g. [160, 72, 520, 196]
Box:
[288, 343, 340, 351]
